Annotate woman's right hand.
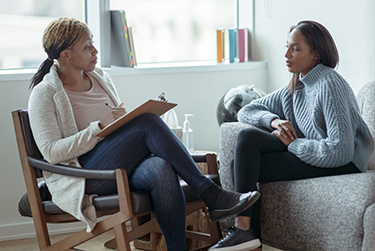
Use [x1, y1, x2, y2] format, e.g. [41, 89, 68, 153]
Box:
[271, 118, 297, 142]
[99, 102, 126, 129]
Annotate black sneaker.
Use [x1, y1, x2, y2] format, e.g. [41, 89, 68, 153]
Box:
[208, 191, 260, 222]
[208, 227, 261, 251]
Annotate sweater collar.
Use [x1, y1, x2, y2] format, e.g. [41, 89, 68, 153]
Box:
[44, 65, 64, 91]
[44, 65, 100, 91]
[300, 64, 330, 88]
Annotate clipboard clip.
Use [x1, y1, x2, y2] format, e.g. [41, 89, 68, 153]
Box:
[156, 92, 168, 102]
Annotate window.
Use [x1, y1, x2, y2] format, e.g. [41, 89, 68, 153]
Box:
[110, 0, 235, 64]
[0, 0, 83, 70]
[0, 0, 241, 70]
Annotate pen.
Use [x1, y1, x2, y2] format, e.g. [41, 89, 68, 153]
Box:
[105, 102, 114, 108]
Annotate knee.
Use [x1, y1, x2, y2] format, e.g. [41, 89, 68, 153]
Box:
[238, 127, 259, 138]
[138, 113, 160, 123]
[237, 127, 261, 145]
[136, 113, 167, 131]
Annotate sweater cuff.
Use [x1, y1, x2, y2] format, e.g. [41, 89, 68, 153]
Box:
[90, 121, 104, 139]
[288, 138, 304, 155]
[261, 113, 279, 130]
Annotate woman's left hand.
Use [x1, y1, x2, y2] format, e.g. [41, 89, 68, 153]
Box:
[272, 129, 295, 146]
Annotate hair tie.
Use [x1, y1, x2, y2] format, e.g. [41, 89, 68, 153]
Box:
[47, 57, 54, 62]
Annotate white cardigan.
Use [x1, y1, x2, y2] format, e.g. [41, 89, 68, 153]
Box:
[28, 65, 121, 232]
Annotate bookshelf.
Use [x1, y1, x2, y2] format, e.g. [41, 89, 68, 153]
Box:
[85, 0, 256, 68]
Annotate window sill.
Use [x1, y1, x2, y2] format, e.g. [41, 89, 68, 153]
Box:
[106, 60, 266, 76]
[0, 60, 266, 81]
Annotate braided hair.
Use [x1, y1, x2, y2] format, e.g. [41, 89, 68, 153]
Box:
[29, 17, 87, 89]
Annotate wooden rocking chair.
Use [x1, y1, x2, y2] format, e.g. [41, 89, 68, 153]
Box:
[12, 109, 222, 251]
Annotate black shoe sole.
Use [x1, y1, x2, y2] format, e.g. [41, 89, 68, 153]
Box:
[209, 239, 261, 251]
[208, 191, 260, 222]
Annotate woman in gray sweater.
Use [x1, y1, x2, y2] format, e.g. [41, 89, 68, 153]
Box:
[209, 20, 374, 251]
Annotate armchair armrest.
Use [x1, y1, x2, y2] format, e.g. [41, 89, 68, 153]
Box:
[28, 157, 116, 179]
[219, 122, 258, 191]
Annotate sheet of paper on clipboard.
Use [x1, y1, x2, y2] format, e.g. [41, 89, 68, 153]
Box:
[97, 96, 177, 137]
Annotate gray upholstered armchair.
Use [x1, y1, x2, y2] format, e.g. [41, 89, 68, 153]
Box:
[219, 82, 375, 251]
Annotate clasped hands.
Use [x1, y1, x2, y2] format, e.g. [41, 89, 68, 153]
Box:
[99, 102, 127, 130]
[271, 118, 297, 146]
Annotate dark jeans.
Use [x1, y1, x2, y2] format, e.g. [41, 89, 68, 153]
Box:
[78, 113, 213, 251]
[231, 127, 360, 239]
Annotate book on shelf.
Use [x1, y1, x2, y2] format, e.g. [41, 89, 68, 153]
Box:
[216, 29, 225, 63]
[128, 26, 137, 66]
[110, 10, 134, 67]
[228, 28, 238, 63]
[238, 28, 249, 63]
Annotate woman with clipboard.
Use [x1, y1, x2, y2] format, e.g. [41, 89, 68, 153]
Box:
[28, 18, 260, 250]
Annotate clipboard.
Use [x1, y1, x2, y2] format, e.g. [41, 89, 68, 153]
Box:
[97, 99, 177, 137]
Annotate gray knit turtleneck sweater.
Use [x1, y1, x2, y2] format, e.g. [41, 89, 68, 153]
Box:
[238, 64, 374, 172]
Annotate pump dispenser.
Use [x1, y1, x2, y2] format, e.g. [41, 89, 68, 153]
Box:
[183, 114, 194, 152]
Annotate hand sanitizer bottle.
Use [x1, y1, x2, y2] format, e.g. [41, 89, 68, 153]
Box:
[183, 114, 194, 152]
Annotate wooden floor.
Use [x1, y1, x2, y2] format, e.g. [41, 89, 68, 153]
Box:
[0, 230, 282, 251]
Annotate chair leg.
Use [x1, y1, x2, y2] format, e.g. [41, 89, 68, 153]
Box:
[104, 238, 117, 249]
[203, 207, 222, 244]
[113, 222, 131, 251]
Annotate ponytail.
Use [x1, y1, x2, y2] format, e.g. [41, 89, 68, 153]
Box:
[29, 58, 54, 89]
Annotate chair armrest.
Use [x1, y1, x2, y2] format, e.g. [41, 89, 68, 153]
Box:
[28, 153, 216, 179]
[28, 157, 116, 179]
[190, 152, 219, 175]
[190, 153, 208, 162]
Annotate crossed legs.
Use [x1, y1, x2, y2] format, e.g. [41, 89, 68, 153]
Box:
[80, 113, 260, 250]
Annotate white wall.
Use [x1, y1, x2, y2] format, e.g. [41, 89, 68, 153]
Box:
[1, 0, 374, 242]
[252, 0, 375, 94]
[0, 62, 267, 241]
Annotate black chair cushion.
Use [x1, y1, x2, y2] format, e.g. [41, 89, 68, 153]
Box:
[18, 180, 52, 217]
[19, 174, 221, 217]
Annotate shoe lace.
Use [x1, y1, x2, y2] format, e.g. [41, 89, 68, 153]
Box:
[217, 226, 236, 244]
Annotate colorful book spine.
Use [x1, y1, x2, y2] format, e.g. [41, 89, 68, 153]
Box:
[216, 29, 225, 63]
[122, 12, 134, 67]
[229, 28, 238, 63]
[128, 27, 137, 66]
[110, 10, 134, 67]
[238, 28, 248, 63]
